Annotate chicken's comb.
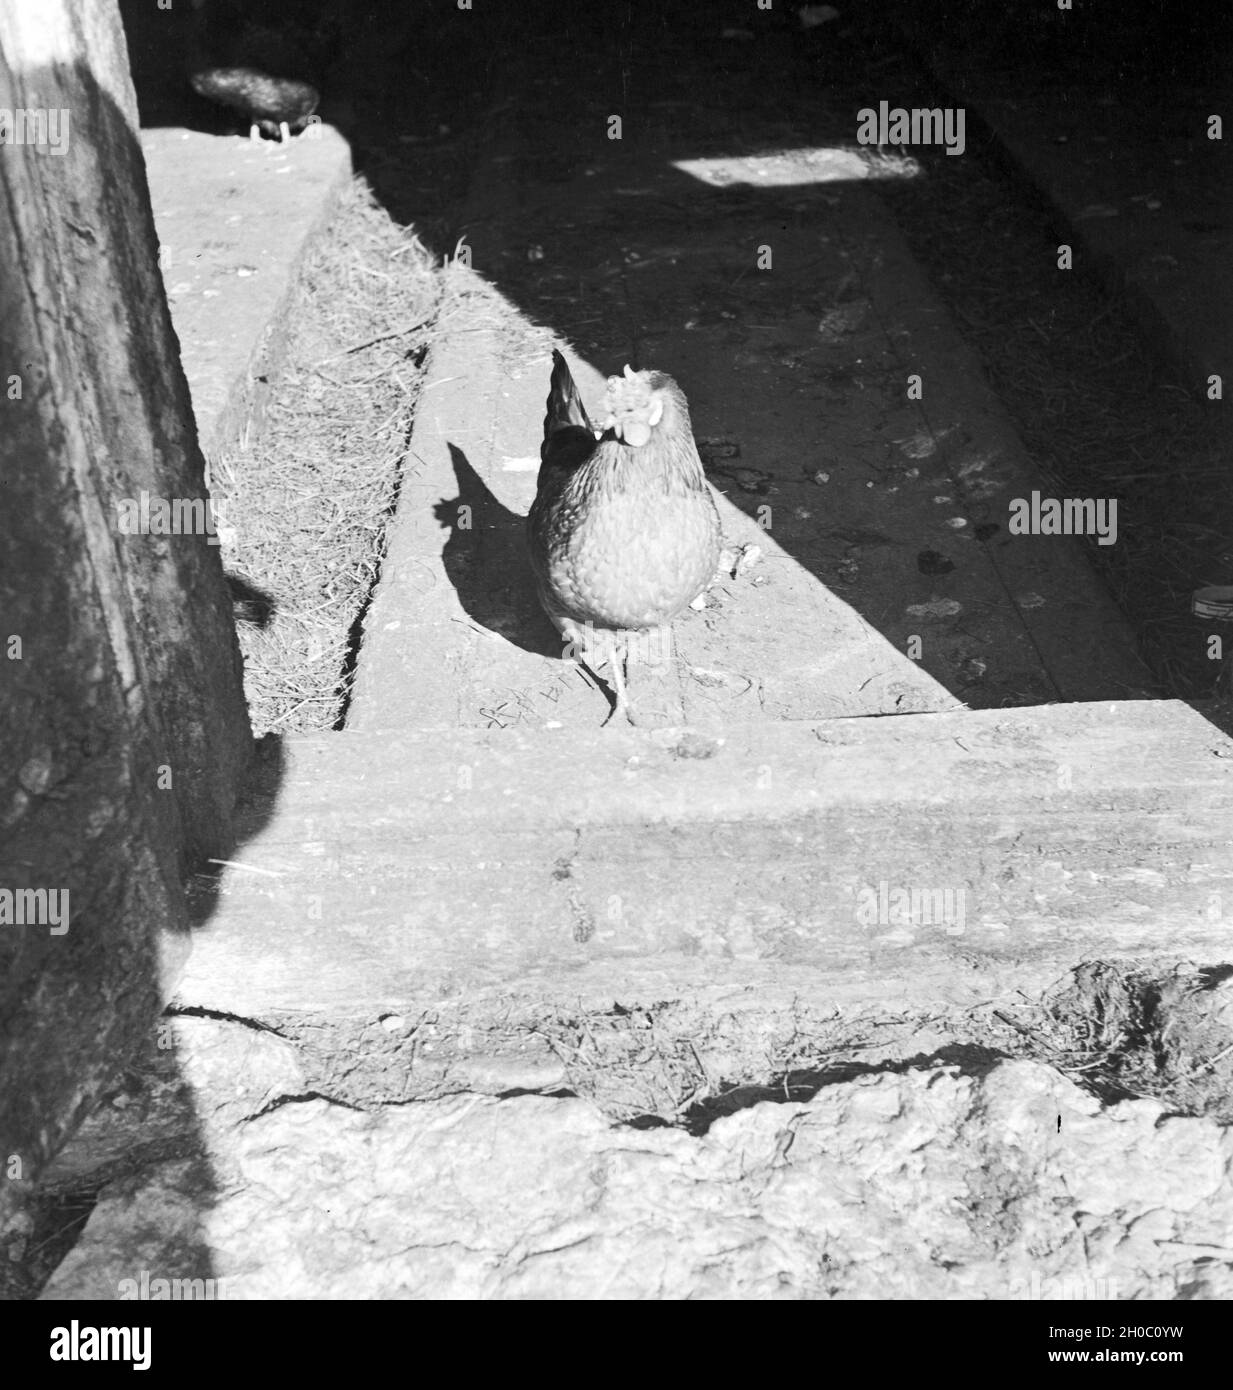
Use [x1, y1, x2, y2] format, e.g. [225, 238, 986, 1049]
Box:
[605, 364, 652, 411]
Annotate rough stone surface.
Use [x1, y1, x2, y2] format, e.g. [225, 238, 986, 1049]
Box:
[41, 1050, 1233, 1301]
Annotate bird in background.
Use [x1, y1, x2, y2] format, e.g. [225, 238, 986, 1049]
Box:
[187, 0, 323, 143]
[528, 351, 721, 725]
[190, 68, 319, 143]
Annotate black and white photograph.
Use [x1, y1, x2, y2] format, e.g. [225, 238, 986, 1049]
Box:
[1, 0, 1231, 1339]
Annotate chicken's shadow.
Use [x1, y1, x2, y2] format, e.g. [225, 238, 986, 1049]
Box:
[433, 443, 563, 660]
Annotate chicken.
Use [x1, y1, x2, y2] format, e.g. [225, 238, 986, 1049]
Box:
[528, 351, 721, 725]
[189, 68, 319, 143]
[187, 1, 322, 143]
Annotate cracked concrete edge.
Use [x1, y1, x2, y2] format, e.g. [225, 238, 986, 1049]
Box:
[40, 947, 1233, 1223]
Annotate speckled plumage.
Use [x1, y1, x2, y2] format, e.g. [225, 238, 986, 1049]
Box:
[527, 351, 721, 722]
[190, 68, 319, 138]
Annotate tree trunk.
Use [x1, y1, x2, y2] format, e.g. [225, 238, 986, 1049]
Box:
[0, 0, 251, 1248]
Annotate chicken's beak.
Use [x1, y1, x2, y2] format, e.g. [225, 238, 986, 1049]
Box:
[600, 412, 649, 446]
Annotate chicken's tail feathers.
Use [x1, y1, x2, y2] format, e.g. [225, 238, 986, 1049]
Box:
[544, 349, 595, 440]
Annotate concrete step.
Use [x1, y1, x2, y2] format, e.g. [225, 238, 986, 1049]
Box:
[176, 700, 1233, 1020]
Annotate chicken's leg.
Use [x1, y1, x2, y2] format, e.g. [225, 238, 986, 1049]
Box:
[607, 651, 636, 727]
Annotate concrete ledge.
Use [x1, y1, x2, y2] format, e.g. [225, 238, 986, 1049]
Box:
[175, 700, 1233, 1018]
[143, 124, 352, 457]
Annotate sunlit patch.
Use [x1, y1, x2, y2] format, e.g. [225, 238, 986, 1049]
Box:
[672, 145, 921, 188]
[862, 150, 923, 180]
